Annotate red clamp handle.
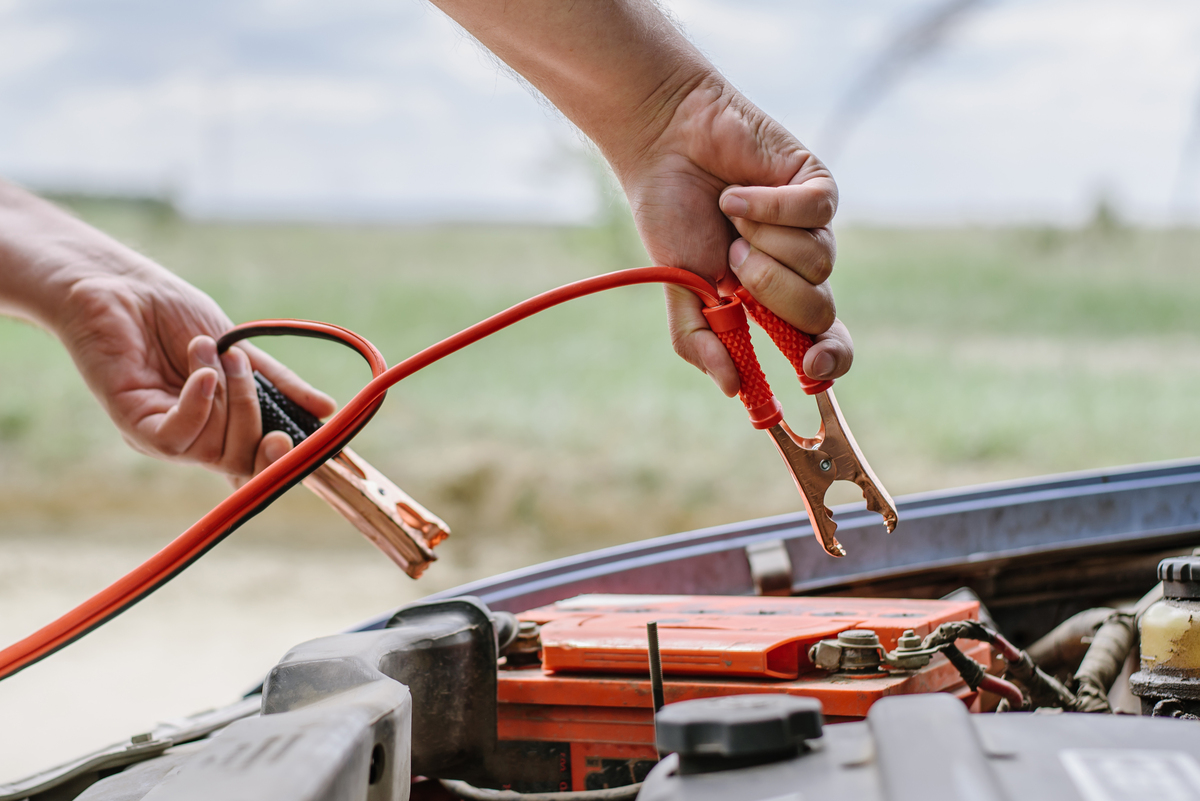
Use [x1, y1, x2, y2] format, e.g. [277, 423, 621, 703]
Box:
[734, 288, 834, 396]
[702, 297, 783, 429]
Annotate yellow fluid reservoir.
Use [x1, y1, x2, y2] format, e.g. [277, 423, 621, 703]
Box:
[1140, 596, 1200, 672]
[1131, 556, 1200, 716]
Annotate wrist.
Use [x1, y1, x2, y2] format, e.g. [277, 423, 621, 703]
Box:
[0, 183, 159, 333]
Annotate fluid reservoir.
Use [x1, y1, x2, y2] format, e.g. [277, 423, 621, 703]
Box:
[1131, 556, 1200, 717]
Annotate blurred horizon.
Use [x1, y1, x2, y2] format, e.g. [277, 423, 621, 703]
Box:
[2, 0, 1199, 226]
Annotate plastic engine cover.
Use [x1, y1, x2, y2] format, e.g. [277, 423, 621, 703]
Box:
[639, 693, 1200, 801]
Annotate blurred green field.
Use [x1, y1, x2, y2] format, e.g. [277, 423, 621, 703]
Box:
[2, 198, 1199, 575]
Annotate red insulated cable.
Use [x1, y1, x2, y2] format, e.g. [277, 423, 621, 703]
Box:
[978, 673, 1026, 710]
[990, 632, 1024, 664]
[0, 267, 721, 681]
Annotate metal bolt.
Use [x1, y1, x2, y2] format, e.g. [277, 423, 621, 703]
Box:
[131, 733, 153, 744]
[819, 459, 832, 472]
[838, 629, 881, 648]
[896, 629, 923, 652]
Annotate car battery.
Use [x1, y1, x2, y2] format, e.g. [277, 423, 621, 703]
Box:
[489, 594, 990, 793]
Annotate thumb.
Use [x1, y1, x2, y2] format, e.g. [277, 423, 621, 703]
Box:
[231, 431, 293, 489]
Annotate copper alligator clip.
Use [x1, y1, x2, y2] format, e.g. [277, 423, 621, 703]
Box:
[765, 389, 897, 557]
[256, 372, 449, 578]
[702, 292, 897, 558]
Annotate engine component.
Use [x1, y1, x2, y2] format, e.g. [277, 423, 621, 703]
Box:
[488, 594, 989, 793]
[638, 692, 1200, 801]
[70, 598, 499, 801]
[655, 695, 823, 776]
[1071, 609, 1135, 713]
[1132, 556, 1200, 717]
[1026, 607, 1114, 676]
[809, 628, 940, 672]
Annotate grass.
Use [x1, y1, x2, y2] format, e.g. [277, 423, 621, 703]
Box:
[2, 198, 1199, 573]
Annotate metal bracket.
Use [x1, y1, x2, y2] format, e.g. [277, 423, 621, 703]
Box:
[746, 539, 793, 596]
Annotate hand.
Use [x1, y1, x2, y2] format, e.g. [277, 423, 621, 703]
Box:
[55, 264, 335, 480]
[617, 78, 854, 397]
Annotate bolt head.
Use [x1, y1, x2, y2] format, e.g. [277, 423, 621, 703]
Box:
[819, 459, 832, 472]
[837, 629, 881, 648]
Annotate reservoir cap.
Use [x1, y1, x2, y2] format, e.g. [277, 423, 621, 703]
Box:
[656, 694, 822, 773]
[1160, 556, 1200, 600]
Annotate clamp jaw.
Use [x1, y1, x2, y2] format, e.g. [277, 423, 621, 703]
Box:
[766, 389, 897, 557]
[703, 294, 898, 558]
[256, 372, 449, 577]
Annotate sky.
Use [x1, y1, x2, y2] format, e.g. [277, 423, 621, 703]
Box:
[0, 0, 1198, 225]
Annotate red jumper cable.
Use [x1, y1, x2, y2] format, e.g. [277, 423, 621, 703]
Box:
[0, 267, 896, 681]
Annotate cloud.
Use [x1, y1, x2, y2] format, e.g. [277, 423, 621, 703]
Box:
[0, 0, 1197, 224]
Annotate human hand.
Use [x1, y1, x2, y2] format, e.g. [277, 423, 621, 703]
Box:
[55, 264, 335, 480]
[616, 78, 853, 397]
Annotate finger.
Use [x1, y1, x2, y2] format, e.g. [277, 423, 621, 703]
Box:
[228, 431, 292, 489]
[729, 218, 836, 286]
[139, 367, 218, 456]
[664, 284, 740, 397]
[256, 430, 293, 474]
[728, 239, 836, 335]
[217, 345, 261, 477]
[180, 335, 230, 464]
[804, 318, 854, 381]
[720, 179, 838, 229]
[243, 343, 337, 419]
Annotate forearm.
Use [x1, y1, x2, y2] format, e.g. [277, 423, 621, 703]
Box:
[430, 0, 719, 175]
[0, 180, 154, 332]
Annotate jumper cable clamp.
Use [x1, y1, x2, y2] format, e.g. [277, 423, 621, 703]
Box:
[702, 289, 898, 557]
[255, 371, 449, 578]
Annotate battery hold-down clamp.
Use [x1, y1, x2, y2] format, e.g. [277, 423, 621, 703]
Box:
[703, 287, 898, 557]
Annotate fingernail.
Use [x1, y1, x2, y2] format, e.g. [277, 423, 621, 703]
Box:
[811, 351, 835, 379]
[729, 238, 751, 270]
[194, 337, 219, 368]
[721, 193, 749, 217]
[199, 371, 217, 399]
[220, 348, 247, 378]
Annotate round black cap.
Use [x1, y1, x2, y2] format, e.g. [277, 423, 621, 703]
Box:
[656, 694, 823, 761]
[1160, 557, 1200, 599]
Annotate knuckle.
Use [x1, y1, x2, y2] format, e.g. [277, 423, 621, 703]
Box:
[808, 250, 835, 284]
[815, 192, 837, 226]
[764, 193, 784, 224]
[812, 288, 837, 333]
[739, 255, 780, 300]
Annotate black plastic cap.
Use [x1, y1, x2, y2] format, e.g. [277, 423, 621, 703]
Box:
[1160, 557, 1200, 599]
[656, 694, 823, 762]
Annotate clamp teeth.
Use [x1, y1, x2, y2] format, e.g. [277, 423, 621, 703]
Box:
[765, 388, 897, 557]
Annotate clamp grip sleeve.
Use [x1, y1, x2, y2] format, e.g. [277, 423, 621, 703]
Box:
[702, 297, 783, 429]
[256, 372, 323, 444]
[734, 288, 833, 396]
